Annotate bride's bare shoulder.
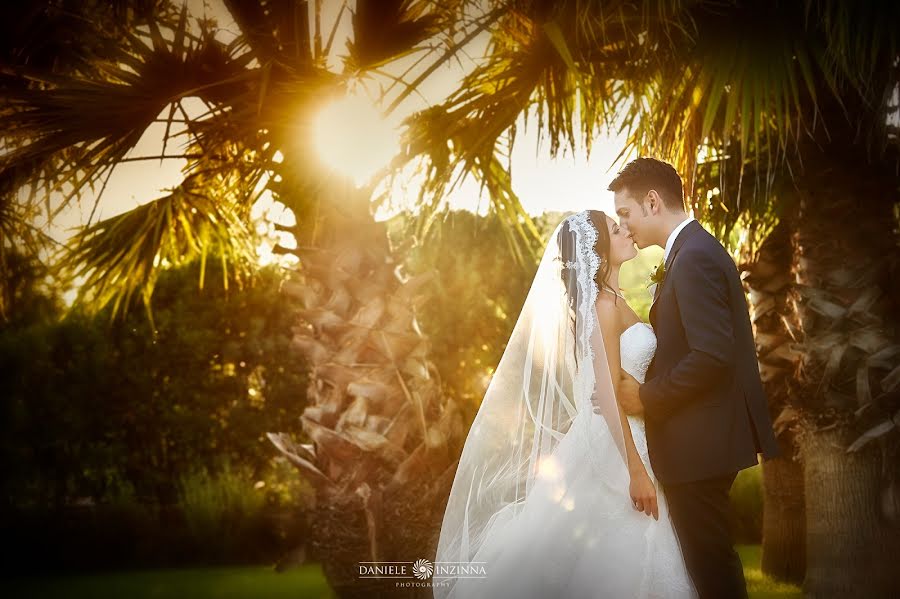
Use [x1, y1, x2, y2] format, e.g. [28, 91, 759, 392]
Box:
[595, 294, 621, 331]
[595, 291, 625, 315]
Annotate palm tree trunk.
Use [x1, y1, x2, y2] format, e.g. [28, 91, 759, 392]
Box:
[799, 422, 895, 597]
[741, 220, 806, 584]
[267, 173, 465, 598]
[790, 150, 900, 597]
[760, 441, 805, 583]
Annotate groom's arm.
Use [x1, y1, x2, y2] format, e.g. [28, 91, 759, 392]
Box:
[639, 245, 735, 422]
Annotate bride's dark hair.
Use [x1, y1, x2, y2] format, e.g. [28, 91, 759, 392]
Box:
[558, 210, 614, 296]
[557, 210, 614, 369]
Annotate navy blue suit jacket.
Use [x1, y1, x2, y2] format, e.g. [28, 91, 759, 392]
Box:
[639, 220, 781, 484]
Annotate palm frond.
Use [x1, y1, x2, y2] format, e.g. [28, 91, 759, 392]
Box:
[392, 1, 703, 263]
[57, 173, 257, 324]
[348, 0, 444, 72]
[0, 5, 255, 230]
[399, 0, 900, 242]
[0, 0, 172, 77]
[808, 0, 900, 155]
[222, 0, 313, 69]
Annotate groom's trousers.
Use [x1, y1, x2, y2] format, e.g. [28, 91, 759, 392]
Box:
[662, 470, 748, 599]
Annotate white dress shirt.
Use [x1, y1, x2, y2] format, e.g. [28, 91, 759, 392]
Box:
[663, 216, 695, 265]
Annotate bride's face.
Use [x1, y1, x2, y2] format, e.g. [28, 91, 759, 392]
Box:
[605, 215, 638, 265]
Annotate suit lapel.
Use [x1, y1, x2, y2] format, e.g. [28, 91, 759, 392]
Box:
[649, 220, 703, 320]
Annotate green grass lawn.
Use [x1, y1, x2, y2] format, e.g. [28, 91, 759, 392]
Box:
[6, 545, 800, 598]
[738, 545, 803, 599]
[6, 565, 337, 599]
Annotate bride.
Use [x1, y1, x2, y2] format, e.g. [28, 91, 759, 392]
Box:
[432, 209, 697, 598]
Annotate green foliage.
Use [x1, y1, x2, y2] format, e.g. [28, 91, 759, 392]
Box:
[0, 249, 64, 325]
[387, 209, 547, 410]
[258, 455, 316, 510]
[387, 209, 667, 410]
[176, 457, 267, 561]
[0, 258, 308, 508]
[620, 245, 664, 322]
[730, 463, 764, 544]
[174, 454, 316, 565]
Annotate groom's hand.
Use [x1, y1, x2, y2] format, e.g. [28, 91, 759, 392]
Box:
[618, 371, 644, 416]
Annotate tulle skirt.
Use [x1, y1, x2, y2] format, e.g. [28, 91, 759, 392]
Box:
[438, 410, 698, 599]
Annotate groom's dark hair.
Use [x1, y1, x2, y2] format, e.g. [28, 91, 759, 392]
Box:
[607, 157, 686, 213]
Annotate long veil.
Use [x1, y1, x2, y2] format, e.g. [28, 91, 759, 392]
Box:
[433, 209, 632, 596]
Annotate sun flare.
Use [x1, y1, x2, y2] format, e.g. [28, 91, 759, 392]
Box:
[312, 92, 400, 186]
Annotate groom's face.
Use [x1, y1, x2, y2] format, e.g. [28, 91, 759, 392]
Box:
[613, 189, 653, 249]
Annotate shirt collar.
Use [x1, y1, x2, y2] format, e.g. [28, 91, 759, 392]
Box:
[663, 216, 695, 264]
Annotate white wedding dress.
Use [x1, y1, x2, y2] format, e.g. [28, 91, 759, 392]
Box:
[441, 322, 698, 599]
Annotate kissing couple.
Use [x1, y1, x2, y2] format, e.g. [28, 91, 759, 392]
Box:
[434, 157, 780, 599]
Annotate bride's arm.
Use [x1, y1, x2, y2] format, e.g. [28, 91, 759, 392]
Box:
[596, 298, 659, 520]
[595, 297, 648, 480]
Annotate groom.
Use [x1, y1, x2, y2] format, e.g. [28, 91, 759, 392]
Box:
[610, 157, 780, 599]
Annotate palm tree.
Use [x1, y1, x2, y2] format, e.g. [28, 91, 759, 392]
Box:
[0, 0, 171, 320]
[0, 2, 529, 596]
[739, 219, 805, 584]
[7, 1, 900, 595]
[400, 1, 900, 595]
[651, 6, 900, 592]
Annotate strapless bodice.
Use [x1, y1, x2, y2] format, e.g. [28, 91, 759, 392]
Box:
[620, 322, 656, 385]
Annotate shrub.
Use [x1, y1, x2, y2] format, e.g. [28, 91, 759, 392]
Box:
[176, 457, 268, 563]
[729, 463, 763, 543]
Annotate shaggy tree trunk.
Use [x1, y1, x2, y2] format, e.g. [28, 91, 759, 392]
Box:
[799, 421, 898, 597]
[760, 441, 805, 582]
[266, 174, 466, 598]
[741, 220, 806, 584]
[790, 148, 900, 597]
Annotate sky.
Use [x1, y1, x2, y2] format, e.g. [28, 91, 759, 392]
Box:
[34, 0, 635, 254]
